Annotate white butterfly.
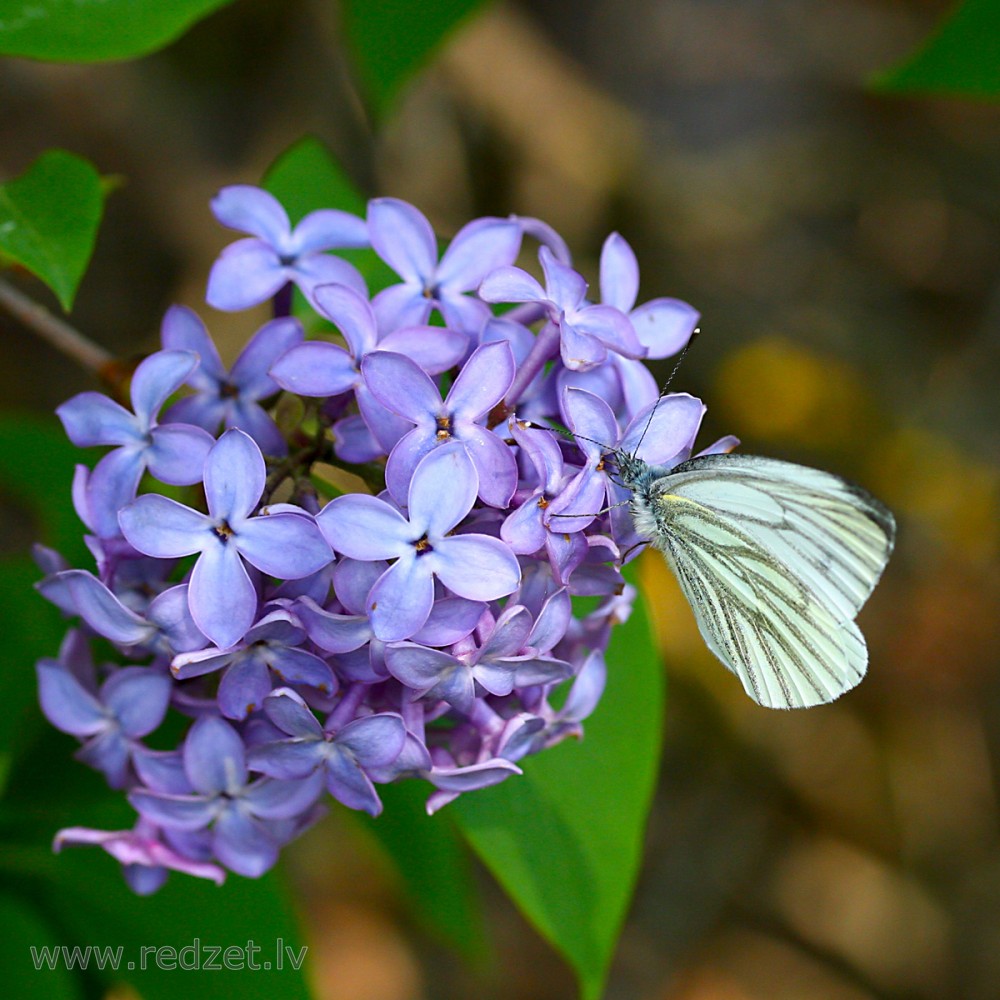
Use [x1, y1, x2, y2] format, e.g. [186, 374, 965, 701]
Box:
[615, 450, 895, 709]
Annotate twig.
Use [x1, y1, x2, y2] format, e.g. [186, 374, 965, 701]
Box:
[0, 278, 113, 375]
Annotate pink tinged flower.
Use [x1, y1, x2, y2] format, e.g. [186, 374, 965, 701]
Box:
[479, 246, 646, 371]
[129, 715, 324, 878]
[118, 429, 333, 650]
[316, 442, 521, 642]
[368, 198, 522, 334]
[56, 350, 215, 538]
[206, 185, 368, 311]
[248, 688, 408, 817]
[362, 340, 518, 508]
[160, 305, 303, 456]
[54, 821, 226, 895]
[599, 232, 699, 359]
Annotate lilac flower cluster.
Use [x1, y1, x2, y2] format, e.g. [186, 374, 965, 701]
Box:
[36, 187, 708, 892]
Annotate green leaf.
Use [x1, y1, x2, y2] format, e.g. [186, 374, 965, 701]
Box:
[341, 0, 489, 120]
[0, 414, 90, 756]
[0, 0, 237, 62]
[356, 780, 485, 960]
[262, 135, 396, 298]
[452, 581, 663, 1000]
[263, 135, 366, 221]
[0, 150, 105, 310]
[871, 0, 1000, 98]
[0, 891, 83, 999]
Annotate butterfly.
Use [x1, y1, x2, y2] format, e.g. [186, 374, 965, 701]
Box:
[614, 448, 895, 709]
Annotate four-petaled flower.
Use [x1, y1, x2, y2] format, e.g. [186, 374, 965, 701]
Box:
[207, 185, 369, 310]
[119, 428, 332, 649]
[161, 305, 303, 456]
[56, 350, 215, 537]
[317, 442, 521, 641]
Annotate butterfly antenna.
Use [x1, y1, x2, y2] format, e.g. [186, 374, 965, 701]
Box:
[630, 328, 699, 458]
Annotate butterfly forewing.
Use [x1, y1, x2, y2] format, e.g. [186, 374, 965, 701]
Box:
[642, 453, 894, 709]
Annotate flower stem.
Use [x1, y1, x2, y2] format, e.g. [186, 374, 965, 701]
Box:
[0, 278, 113, 376]
[494, 321, 561, 423]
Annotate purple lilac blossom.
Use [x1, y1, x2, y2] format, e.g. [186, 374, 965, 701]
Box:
[160, 305, 303, 456]
[37, 191, 707, 889]
[207, 185, 368, 310]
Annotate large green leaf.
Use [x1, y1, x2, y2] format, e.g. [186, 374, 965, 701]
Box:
[452, 583, 663, 1000]
[357, 780, 485, 960]
[0, 891, 83, 1000]
[341, 0, 489, 120]
[0, 150, 105, 310]
[872, 0, 1000, 98]
[0, 0, 236, 62]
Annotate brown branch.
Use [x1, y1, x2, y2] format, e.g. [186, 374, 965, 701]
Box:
[0, 278, 113, 376]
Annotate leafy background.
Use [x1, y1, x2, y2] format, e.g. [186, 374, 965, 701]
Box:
[2, 0, 1000, 998]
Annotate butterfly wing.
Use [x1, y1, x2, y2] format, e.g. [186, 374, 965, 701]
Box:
[644, 454, 895, 709]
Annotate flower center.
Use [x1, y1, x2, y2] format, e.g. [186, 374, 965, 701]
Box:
[213, 520, 235, 543]
[413, 534, 433, 556]
[435, 414, 453, 441]
[220, 380, 240, 399]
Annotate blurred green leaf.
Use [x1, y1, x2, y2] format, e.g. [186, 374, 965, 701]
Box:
[263, 135, 396, 298]
[264, 135, 366, 221]
[452, 582, 664, 1000]
[0, 414, 89, 756]
[358, 780, 485, 960]
[0, 0, 236, 62]
[0, 151, 105, 310]
[0, 891, 83, 1000]
[341, 0, 489, 120]
[872, 0, 1000, 98]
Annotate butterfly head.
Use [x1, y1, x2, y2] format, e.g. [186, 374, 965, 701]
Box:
[611, 448, 653, 494]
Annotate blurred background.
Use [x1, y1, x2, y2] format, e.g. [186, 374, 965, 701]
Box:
[2, 1, 999, 997]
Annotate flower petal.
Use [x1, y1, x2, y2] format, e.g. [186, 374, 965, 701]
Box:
[436, 217, 522, 290]
[599, 232, 639, 313]
[361, 349, 441, 423]
[188, 543, 258, 650]
[212, 186, 291, 244]
[269, 341, 356, 397]
[429, 534, 521, 602]
[236, 511, 331, 579]
[204, 428, 265, 521]
[229, 317, 304, 398]
[184, 715, 247, 795]
[447, 340, 515, 421]
[102, 667, 172, 737]
[36, 662, 106, 736]
[57, 392, 139, 447]
[629, 297, 699, 358]
[130, 350, 199, 422]
[146, 423, 214, 485]
[317, 494, 413, 560]
[218, 659, 273, 720]
[478, 265, 546, 304]
[207, 240, 288, 311]
[119, 494, 210, 558]
[408, 441, 479, 536]
[160, 305, 226, 383]
[291, 208, 369, 253]
[368, 198, 437, 282]
[311, 283, 378, 358]
[368, 556, 434, 642]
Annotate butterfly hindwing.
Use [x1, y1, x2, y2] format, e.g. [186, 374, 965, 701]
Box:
[637, 453, 893, 709]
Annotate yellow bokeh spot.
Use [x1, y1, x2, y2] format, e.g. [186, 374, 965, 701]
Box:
[714, 336, 866, 447]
